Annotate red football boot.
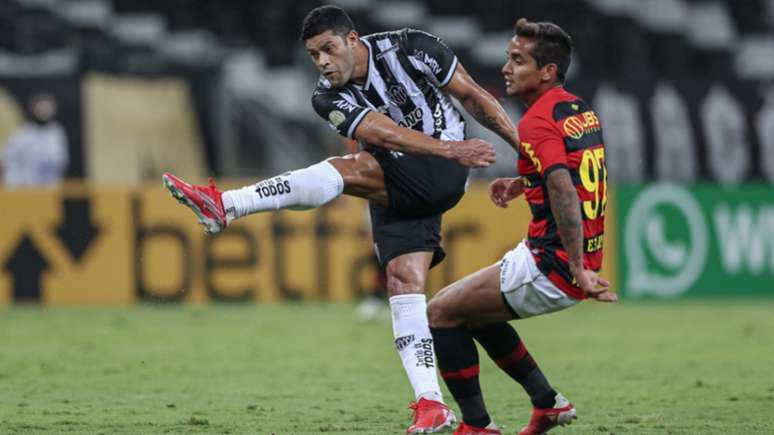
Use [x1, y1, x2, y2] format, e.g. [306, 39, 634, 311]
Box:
[453, 421, 502, 435]
[519, 393, 577, 435]
[162, 172, 228, 234]
[407, 398, 456, 433]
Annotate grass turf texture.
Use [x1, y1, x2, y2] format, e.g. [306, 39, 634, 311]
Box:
[1, 301, 772, 434]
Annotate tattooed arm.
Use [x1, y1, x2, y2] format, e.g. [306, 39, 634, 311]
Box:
[545, 168, 584, 272]
[545, 168, 616, 301]
[445, 64, 521, 150]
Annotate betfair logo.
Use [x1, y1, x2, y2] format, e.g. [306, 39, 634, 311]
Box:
[562, 110, 601, 140]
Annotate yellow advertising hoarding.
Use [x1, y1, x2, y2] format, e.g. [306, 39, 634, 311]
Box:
[0, 183, 616, 305]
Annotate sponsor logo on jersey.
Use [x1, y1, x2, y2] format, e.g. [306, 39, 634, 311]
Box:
[433, 103, 443, 128]
[414, 338, 435, 368]
[562, 110, 601, 140]
[328, 110, 346, 127]
[521, 141, 542, 172]
[399, 106, 423, 129]
[394, 334, 415, 351]
[388, 83, 408, 106]
[332, 99, 359, 113]
[585, 234, 604, 253]
[413, 49, 443, 76]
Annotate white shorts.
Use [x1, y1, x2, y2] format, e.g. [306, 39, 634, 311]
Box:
[499, 241, 579, 318]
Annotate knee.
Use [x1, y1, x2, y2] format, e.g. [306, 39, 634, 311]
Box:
[386, 262, 426, 295]
[427, 291, 465, 328]
[426, 297, 445, 328]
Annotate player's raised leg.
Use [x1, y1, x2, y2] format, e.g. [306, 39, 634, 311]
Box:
[386, 252, 456, 433]
[162, 151, 387, 233]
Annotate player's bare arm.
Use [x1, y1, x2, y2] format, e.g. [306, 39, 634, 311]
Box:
[445, 64, 521, 150]
[546, 168, 616, 302]
[354, 111, 495, 168]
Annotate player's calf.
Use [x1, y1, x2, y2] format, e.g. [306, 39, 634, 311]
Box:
[223, 161, 344, 219]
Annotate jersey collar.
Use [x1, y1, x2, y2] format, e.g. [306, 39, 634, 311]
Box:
[526, 86, 564, 113]
[358, 37, 374, 90]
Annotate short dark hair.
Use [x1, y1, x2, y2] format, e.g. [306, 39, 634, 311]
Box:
[301, 5, 355, 41]
[514, 18, 573, 83]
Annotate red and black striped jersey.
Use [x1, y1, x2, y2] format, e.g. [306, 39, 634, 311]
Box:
[517, 87, 607, 300]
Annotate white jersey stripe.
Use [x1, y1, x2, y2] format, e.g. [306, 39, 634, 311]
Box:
[364, 40, 403, 122]
[375, 39, 436, 135]
[439, 56, 459, 87]
[346, 108, 372, 138]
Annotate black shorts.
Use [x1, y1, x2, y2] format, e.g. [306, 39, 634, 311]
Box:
[366, 148, 469, 269]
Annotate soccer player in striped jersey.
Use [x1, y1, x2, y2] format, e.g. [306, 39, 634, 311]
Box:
[162, 5, 523, 433]
[426, 19, 617, 435]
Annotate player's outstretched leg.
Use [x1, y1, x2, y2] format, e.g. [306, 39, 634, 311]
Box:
[162, 160, 344, 233]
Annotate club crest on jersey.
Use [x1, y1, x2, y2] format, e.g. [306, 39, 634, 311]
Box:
[562, 110, 601, 140]
[388, 83, 408, 106]
[328, 110, 346, 127]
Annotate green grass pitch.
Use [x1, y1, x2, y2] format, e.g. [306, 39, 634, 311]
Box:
[1, 300, 772, 434]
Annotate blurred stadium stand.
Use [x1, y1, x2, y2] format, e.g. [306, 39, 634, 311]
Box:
[1, 0, 773, 183]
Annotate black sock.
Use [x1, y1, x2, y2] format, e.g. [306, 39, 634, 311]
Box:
[470, 322, 556, 409]
[431, 326, 491, 428]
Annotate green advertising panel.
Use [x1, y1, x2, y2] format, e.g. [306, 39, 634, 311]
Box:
[618, 183, 774, 298]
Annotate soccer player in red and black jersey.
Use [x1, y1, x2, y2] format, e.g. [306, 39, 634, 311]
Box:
[426, 18, 617, 435]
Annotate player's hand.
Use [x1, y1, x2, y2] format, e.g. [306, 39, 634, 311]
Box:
[489, 177, 524, 208]
[573, 268, 617, 302]
[452, 138, 496, 168]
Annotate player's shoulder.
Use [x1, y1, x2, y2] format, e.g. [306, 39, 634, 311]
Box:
[518, 105, 553, 132]
[548, 89, 593, 123]
[362, 28, 406, 45]
[362, 28, 443, 52]
[522, 88, 587, 125]
[311, 78, 360, 112]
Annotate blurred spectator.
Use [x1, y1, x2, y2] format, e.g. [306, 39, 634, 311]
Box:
[0, 92, 68, 187]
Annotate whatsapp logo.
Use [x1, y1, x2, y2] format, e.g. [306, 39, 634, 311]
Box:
[625, 184, 708, 297]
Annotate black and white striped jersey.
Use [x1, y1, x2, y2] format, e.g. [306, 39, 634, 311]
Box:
[312, 28, 466, 143]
